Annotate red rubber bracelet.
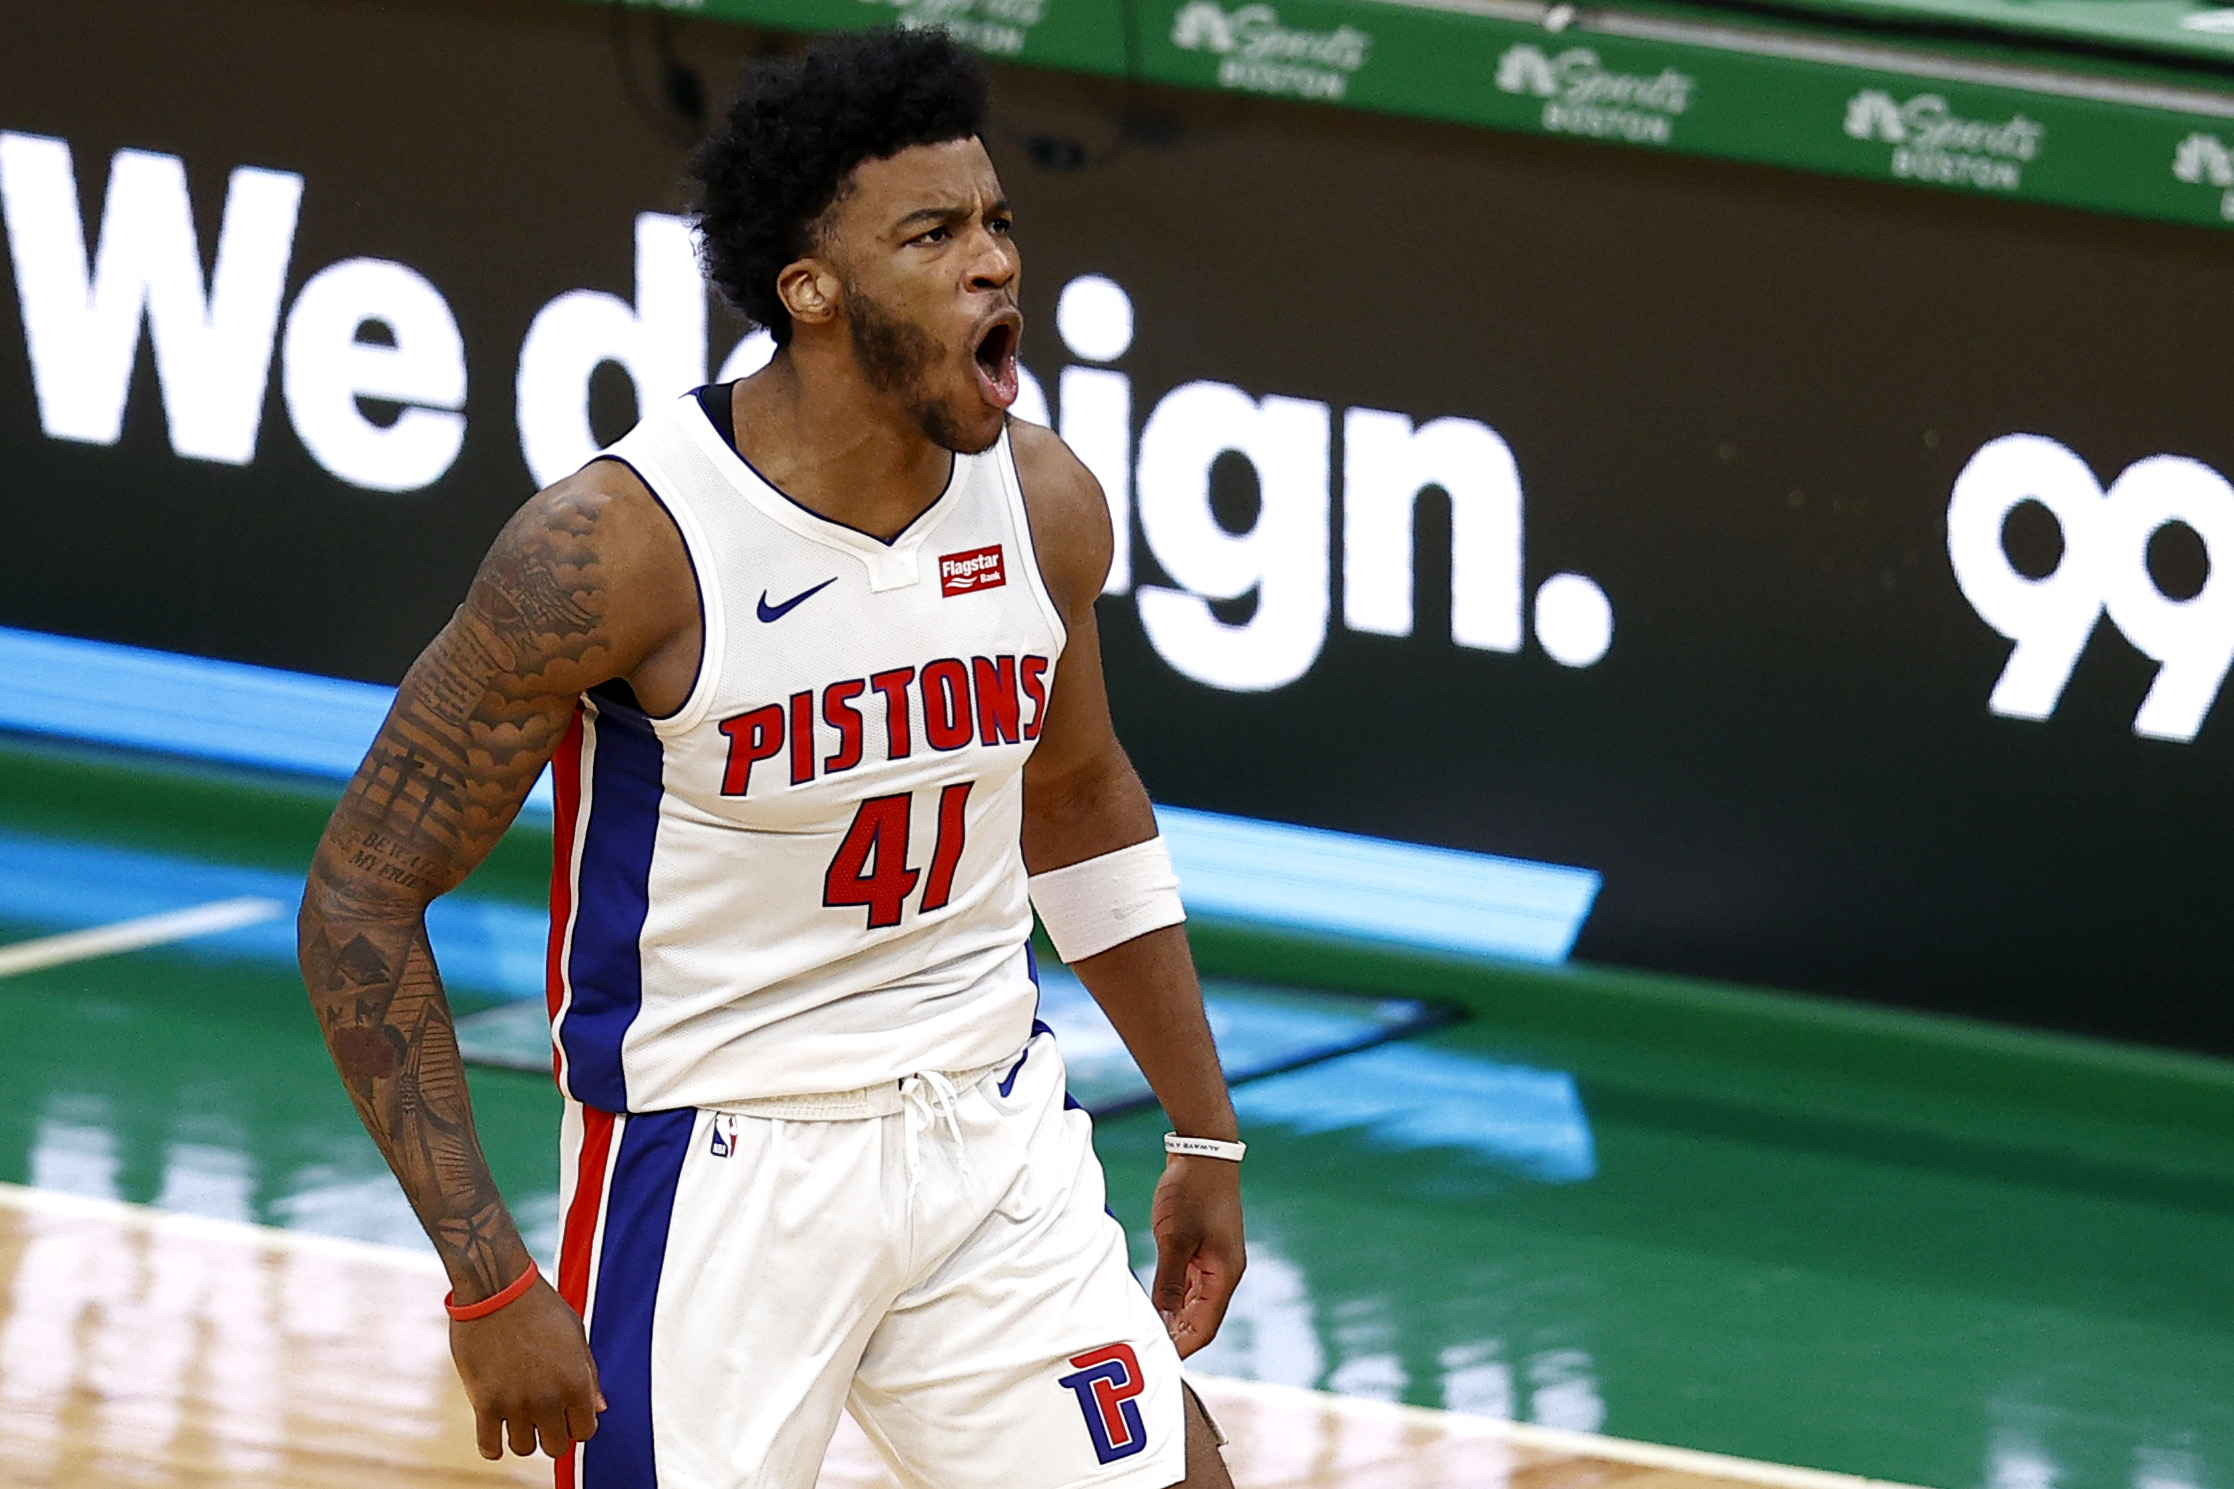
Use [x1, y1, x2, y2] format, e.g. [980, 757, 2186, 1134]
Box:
[445, 1261, 540, 1322]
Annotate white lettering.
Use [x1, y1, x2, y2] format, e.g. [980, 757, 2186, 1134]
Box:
[1864, 90, 2041, 155]
[1063, 367, 1132, 593]
[1948, 434, 2109, 722]
[515, 212, 704, 487]
[0, 132, 300, 463]
[1948, 433, 2234, 741]
[1217, 58, 1348, 99]
[1497, 46, 1691, 115]
[1891, 148, 2021, 191]
[1341, 408, 1524, 652]
[1136, 380, 1329, 692]
[2099, 456, 2234, 741]
[1172, 2, 1368, 68]
[1057, 275, 1136, 594]
[1173, 2, 1369, 96]
[281, 258, 466, 492]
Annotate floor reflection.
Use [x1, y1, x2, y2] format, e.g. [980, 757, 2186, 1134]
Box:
[0, 1183, 1841, 1489]
[1230, 1042, 1597, 1183]
[4, 864, 2234, 1489]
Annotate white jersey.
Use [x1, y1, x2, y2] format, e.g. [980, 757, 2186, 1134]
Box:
[545, 389, 1066, 1113]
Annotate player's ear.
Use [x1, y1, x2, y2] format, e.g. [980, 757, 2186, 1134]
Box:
[778, 259, 841, 329]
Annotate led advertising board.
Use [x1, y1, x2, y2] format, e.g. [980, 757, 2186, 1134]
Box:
[6, 0, 2234, 1049]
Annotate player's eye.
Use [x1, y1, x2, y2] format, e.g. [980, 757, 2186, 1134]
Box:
[988, 215, 1013, 236]
[913, 225, 951, 246]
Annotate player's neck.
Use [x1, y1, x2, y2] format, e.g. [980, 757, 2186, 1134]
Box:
[728, 348, 954, 543]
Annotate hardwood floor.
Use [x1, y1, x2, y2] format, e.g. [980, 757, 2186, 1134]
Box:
[0, 1185, 1916, 1489]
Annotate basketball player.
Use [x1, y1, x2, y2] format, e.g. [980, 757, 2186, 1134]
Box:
[297, 26, 1245, 1489]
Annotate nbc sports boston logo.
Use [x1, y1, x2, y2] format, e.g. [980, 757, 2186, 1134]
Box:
[1169, 1, 1372, 101]
[1841, 88, 2044, 192]
[2172, 131, 2234, 222]
[1493, 43, 1695, 147]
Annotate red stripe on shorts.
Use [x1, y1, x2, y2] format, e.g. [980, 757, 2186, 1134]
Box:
[552, 1102, 616, 1489]
[558, 1105, 616, 1315]
[545, 707, 585, 1089]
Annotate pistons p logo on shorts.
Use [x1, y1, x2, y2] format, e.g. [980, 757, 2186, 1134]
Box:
[1057, 1342, 1146, 1464]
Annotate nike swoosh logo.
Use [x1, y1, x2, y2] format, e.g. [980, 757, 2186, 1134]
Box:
[757, 577, 838, 623]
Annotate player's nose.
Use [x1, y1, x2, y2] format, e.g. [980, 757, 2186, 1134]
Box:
[966, 231, 1018, 294]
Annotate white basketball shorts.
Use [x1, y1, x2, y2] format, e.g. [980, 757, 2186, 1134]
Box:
[551, 1025, 1188, 1489]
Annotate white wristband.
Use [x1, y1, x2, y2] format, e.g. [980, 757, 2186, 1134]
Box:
[1027, 836, 1185, 963]
[1164, 1133, 1246, 1162]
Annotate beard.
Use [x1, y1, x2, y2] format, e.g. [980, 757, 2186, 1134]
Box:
[845, 282, 984, 453]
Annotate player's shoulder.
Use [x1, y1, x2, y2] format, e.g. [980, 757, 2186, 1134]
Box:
[1007, 416, 1100, 519]
[1005, 418, 1111, 618]
[502, 457, 670, 569]
[473, 457, 694, 649]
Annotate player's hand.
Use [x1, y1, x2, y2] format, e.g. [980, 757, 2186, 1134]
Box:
[1149, 1154, 1246, 1358]
[449, 1278, 606, 1459]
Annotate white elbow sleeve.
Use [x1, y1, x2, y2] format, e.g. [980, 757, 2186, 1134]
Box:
[1027, 836, 1186, 964]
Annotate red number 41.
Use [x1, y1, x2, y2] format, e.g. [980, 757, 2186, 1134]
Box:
[822, 783, 974, 929]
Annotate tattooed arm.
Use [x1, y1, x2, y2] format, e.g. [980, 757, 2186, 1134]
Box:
[298, 460, 697, 1459]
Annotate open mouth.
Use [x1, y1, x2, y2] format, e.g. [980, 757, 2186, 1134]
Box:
[971, 316, 1021, 411]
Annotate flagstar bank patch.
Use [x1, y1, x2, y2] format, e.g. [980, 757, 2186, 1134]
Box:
[940, 545, 1005, 597]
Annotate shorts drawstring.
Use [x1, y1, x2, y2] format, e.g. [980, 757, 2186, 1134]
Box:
[899, 1068, 975, 1202]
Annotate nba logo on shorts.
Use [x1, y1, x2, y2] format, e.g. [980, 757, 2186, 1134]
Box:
[1056, 1342, 1146, 1464]
[709, 1114, 738, 1159]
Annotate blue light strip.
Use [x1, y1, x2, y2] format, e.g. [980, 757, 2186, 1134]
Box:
[0, 625, 1598, 962]
[0, 625, 554, 814]
[0, 626, 393, 775]
[1157, 806, 1599, 963]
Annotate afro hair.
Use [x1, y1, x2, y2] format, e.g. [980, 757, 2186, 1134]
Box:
[688, 28, 990, 345]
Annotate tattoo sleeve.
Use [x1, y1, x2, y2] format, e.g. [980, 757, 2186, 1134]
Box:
[298, 488, 621, 1301]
